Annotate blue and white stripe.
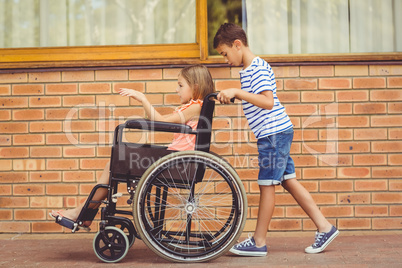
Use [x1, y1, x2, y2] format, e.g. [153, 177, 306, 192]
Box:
[239, 57, 293, 139]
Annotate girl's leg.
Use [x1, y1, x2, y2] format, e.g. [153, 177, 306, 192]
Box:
[51, 161, 110, 224]
[253, 185, 275, 247]
[282, 178, 332, 233]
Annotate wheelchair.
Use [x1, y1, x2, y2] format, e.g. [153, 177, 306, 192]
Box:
[53, 92, 247, 263]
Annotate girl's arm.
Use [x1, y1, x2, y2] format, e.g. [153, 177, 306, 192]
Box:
[119, 88, 201, 124]
[217, 88, 274, 110]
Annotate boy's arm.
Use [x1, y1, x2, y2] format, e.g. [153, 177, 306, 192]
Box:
[217, 88, 274, 110]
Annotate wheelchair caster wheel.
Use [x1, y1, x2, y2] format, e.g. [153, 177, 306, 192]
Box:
[108, 220, 136, 248]
[93, 226, 129, 263]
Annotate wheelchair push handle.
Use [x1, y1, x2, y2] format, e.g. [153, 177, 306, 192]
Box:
[208, 92, 236, 103]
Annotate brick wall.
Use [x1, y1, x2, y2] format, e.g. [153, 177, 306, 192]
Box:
[0, 64, 401, 233]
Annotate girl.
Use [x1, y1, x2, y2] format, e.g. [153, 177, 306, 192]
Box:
[50, 65, 215, 228]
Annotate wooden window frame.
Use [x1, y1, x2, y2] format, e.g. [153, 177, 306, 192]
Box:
[1, 0, 401, 70]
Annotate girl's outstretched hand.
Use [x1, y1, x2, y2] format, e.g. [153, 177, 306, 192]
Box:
[119, 88, 146, 103]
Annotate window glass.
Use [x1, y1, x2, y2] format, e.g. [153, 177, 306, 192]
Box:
[0, 0, 196, 48]
[208, 0, 402, 55]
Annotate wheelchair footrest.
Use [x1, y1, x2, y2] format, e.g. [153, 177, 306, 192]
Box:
[54, 215, 78, 231]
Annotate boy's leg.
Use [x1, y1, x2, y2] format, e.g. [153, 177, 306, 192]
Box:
[282, 178, 332, 233]
[253, 185, 275, 247]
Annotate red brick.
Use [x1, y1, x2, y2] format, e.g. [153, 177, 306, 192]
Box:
[29, 96, 61, 107]
[388, 77, 402, 88]
[390, 205, 402, 216]
[285, 207, 308, 218]
[338, 116, 369, 127]
[321, 206, 353, 217]
[371, 115, 402, 127]
[14, 209, 46, 220]
[320, 180, 353, 192]
[0, 110, 10, 120]
[95, 70, 128, 81]
[63, 147, 95, 158]
[388, 102, 402, 113]
[269, 219, 301, 231]
[64, 120, 95, 132]
[13, 134, 44, 145]
[63, 96, 95, 106]
[31, 147, 62, 158]
[0, 135, 11, 146]
[355, 206, 388, 216]
[372, 141, 402, 153]
[292, 155, 317, 167]
[0, 222, 30, 233]
[0, 210, 12, 220]
[12, 84, 44, 95]
[13, 184, 45, 195]
[0, 197, 29, 207]
[1, 185, 12, 196]
[0, 160, 12, 171]
[372, 218, 402, 229]
[371, 90, 402, 101]
[0, 72, 27, 83]
[272, 66, 299, 78]
[276, 92, 300, 103]
[311, 193, 337, 205]
[0, 96, 28, 108]
[338, 193, 370, 204]
[372, 192, 402, 203]
[293, 129, 318, 141]
[80, 159, 109, 170]
[320, 129, 353, 141]
[301, 116, 335, 128]
[62, 71, 94, 82]
[0, 172, 28, 183]
[13, 159, 46, 171]
[46, 108, 78, 120]
[337, 167, 370, 178]
[13, 109, 44, 120]
[63, 171, 95, 182]
[301, 91, 334, 102]
[113, 82, 144, 93]
[96, 94, 129, 106]
[284, 79, 317, 90]
[355, 180, 388, 191]
[389, 180, 402, 191]
[215, 105, 243, 117]
[46, 83, 77, 95]
[46, 133, 79, 145]
[79, 108, 111, 119]
[285, 104, 317, 115]
[389, 154, 402, 165]
[300, 66, 333, 77]
[0, 85, 10, 95]
[353, 77, 386, 88]
[0, 147, 29, 158]
[354, 103, 386, 114]
[336, 90, 369, 102]
[214, 80, 242, 91]
[30, 171, 61, 182]
[319, 78, 352, 89]
[302, 168, 336, 179]
[335, 65, 368, 76]
[208, 67, 231, 79]
[79, 83, 111, 94]
[338, 218, 371, 229]
[372, 167, 402, 178]
[353, 154, 387, 166]
[354, 129, 387, 140]
[30, 121, 62, 132]
[28, 72, 61, 82]
[129, 69, 162, 80]
[46, 184, 78, 195]
[369, 65, 402, 76]
[32, 222, 63, 233]
[47, 159, 78, 170]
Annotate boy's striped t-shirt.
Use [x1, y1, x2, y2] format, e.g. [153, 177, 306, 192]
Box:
[239, 57, 293, 139]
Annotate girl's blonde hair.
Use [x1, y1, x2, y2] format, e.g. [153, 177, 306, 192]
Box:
[179, 65, 215, 100]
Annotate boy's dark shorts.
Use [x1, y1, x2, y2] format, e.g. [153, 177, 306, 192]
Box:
[257, 128, 296, 186]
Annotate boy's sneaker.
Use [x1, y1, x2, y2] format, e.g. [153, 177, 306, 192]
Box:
[229, 234, 267, 257]
[305, 226, 339, 254]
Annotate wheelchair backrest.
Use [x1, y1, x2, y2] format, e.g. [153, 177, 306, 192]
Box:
[194, 93, 216, 152]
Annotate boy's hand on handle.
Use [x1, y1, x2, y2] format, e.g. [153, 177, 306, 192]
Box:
[119, 88, 146, 103]
[217, 88, 238, 104]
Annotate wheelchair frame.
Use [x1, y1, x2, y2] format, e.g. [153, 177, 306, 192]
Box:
[53, 93, 247, 263]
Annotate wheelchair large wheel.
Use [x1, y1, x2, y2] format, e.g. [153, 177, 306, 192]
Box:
[93, 226, 129, 263]
[133, 151, 247, 262]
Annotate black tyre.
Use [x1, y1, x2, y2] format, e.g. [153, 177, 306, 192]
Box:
[133, 151, 247, 262]
[93, 226, 129, 263]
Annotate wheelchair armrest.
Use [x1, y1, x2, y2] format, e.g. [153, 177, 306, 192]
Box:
[124, 119, 195, 134]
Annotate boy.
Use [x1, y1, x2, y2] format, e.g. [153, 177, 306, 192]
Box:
[214, 23, 339, 257]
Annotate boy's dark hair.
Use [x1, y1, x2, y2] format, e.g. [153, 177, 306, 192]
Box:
[213, 23, 248, 49]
